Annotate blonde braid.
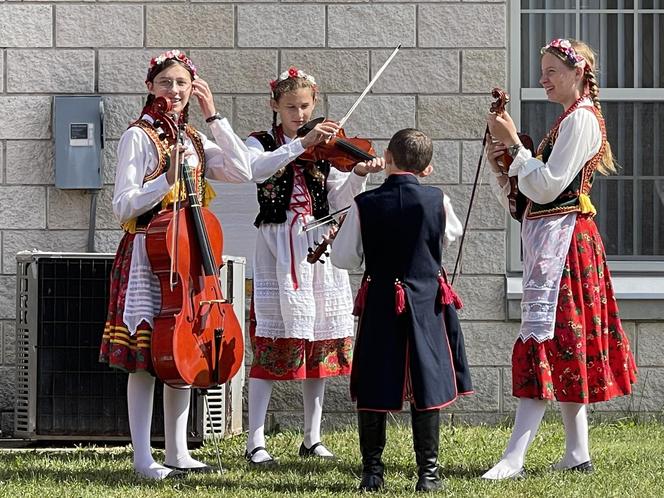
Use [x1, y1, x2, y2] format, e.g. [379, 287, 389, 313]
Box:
[569, 39, 617, 175]
[585, 68, 602, 113]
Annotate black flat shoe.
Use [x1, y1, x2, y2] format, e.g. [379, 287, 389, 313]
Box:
[565, 461, 594, 473]
[298, 441, 337, 460]
[245, 446, 277, 467]
[164, 463, 216, 474]
[164, 469, 186, 480]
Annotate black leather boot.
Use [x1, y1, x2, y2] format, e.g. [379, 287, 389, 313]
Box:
[411, 406, 443, 492]
[358, 411, 387, 492]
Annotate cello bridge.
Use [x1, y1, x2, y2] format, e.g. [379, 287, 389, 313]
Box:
[199, 299, 228, 306]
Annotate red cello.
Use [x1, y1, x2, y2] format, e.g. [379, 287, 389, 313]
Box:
[145, 97, 243, 388]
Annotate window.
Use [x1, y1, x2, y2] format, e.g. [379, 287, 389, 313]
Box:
[510, 1, 664, 272]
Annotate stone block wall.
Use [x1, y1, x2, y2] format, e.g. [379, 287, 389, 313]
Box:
[0, 0, 661, 436]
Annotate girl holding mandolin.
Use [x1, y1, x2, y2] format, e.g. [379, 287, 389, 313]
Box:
[483, 39, 637, 480]
[244, 67, 385, 466]
[99, 50, 261, 480]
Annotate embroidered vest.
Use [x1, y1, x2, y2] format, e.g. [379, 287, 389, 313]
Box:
[122, 119, 208, 233]
[251, 131, 330, 228]
[526, 105, 607, 220]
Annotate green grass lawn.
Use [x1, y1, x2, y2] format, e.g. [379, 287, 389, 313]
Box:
[1, 420, 663, 497]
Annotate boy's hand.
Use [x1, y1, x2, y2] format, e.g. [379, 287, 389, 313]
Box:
[353, 156, 386, 177]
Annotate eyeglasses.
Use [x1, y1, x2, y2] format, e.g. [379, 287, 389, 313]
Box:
[154, 78, 192, 91]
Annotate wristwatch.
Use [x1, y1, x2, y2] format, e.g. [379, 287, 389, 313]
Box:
[507, 143, 523, 158]
[205, 113, 223, 123]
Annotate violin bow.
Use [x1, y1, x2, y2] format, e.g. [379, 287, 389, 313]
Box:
[302, 205, 351, 233]
[337, 44, 401, 130]
[450, 126, 489, 286]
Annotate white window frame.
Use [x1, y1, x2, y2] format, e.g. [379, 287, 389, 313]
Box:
[509, 1, 664, 274]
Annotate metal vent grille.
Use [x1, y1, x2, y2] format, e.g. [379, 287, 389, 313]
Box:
[13, 251, 245, 441]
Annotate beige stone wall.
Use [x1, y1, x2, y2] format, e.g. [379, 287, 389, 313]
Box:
[0, 0, 660, 435]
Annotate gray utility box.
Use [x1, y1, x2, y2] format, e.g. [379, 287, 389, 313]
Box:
[14, 250, 245, 441]
[53, 96, 104, 189]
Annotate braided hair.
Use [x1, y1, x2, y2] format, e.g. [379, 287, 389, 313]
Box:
[543, 40, 616, 175]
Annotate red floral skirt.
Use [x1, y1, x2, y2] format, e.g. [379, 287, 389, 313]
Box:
[248, 299, 352, 381]
[512, 216, 637, 403]
[98, 232, 154, 374]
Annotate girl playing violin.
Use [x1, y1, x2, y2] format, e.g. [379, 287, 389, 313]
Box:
[99, 50, 257, 480]
[244, 67, 385, 465]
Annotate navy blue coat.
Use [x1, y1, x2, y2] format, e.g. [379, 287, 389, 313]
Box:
[351, 174, 472, 411]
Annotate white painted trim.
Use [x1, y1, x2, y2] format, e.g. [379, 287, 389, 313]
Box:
[521, 88, 664, 101]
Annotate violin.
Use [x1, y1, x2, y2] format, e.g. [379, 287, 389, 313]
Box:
[296, 117, 376, 172]
[144, 96, 244, 388]
[490, 88, 534, 222]
[306, 216, 346, 264]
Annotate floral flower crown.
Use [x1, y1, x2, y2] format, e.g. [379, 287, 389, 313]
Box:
[146, 49, 198, 82]
[269, 66, 317, 96]
[541, 39, 586, 68]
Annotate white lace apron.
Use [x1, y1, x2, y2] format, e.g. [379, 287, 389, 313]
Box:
[519, 212, 577, 342]
[253, 165, 354, 341]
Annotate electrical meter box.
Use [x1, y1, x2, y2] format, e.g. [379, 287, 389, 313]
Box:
[53, 96, 104, 189]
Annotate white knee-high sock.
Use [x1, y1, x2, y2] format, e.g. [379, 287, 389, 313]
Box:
[163, 385, 206, 469]
[553, 402, 590, 469]
[127, 372, 172, 480]
[246, 378, 274, 463]
[482, 398, 547, 479]
[302, 378, 333, 456]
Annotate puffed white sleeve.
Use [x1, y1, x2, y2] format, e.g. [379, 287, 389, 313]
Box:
[245, 135, 308, 183]
[112, 127, 172, 224]
[325, 168, 368, 212]
[507, 109, 601, 204]
[330, 201, 364, 271]
[202, 118, 255, 183]
[443, 194, 463, 248]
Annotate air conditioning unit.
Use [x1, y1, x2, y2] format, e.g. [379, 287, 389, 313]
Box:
[14, 251, 245, 442]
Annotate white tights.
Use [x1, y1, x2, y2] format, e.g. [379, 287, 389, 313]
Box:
[246, 377, 332, 462]
[482, 399, 590, 479]
[127, 371, 206, 479]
